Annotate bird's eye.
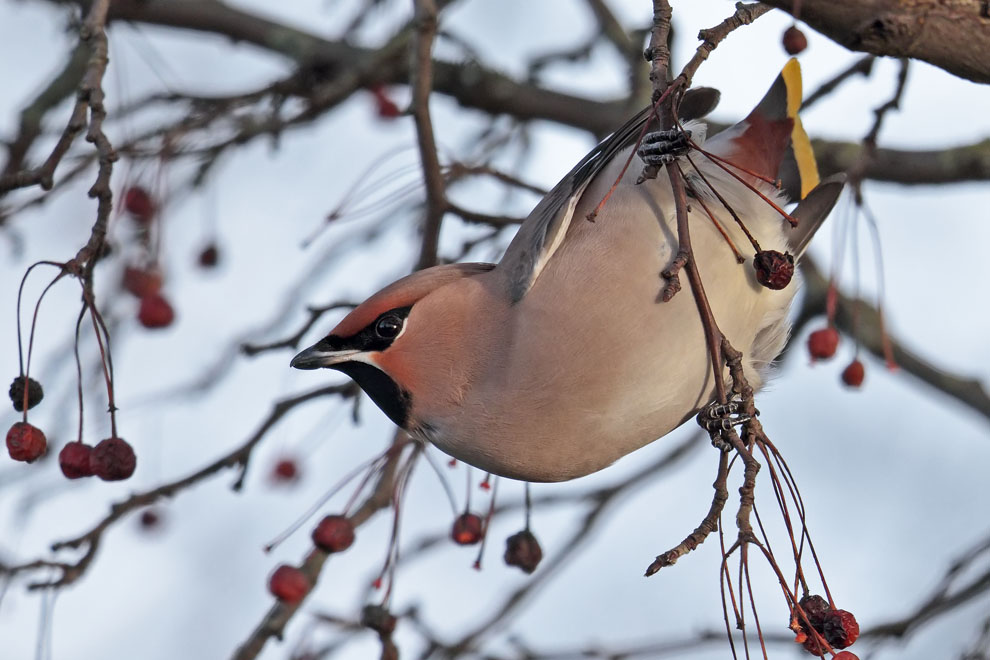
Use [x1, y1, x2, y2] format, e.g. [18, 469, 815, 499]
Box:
[375, 315, 403, 339]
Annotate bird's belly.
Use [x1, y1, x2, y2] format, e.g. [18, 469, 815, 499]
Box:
[424, 170, 793, 483]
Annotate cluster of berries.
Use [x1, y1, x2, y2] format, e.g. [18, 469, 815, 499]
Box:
[6, 376, 135, 480]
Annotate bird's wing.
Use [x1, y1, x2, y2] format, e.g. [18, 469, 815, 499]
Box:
[499, 87, 720, 303]
[786, 173, 846, 256]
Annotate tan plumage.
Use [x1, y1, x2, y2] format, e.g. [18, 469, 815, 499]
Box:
[292, 61, 844, 482]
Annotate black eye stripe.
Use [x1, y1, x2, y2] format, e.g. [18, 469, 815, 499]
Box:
[323, 306, 412, 353]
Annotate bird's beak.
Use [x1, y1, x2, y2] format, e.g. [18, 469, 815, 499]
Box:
[290, 343, 362, 370]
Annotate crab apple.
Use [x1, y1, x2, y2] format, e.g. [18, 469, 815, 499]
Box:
[841, 359, 865, 387]
[451, 512, 484, 545]
[197, 243, 220, 269]
[123, 185, 155, 223]
[823, 609, 860, 649]
[798, 594, 831, 631]
[122, 265, 162, 298]
[139, 508, 164, 531]
[807, 327, 839, 361]
[90, 436, 136, 481]
[271, 458, 300, 484]
[6, 422, 47, 462]
[9, 375, 43, 412]
[370, 84, 400, 119]
[782, 25, 808, 55]
[753, 250, 794, 290]
[59, 441, 94, 478]
[138, 292, 175, 329]
[268, 565, 309, 603]
[312, 515, 355, 553]
[504, 529, 543, 573]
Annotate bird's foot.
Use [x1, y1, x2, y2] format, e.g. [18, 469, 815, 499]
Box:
[638, 128, 693, 166]
[696, 399, 758, 452]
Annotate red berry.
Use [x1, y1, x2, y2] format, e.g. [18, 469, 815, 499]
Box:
[312, 515, 355, 553]
[841, 360, 865, 387]
[783, 25, 808, 55]
[833, 652, 860, 660]
[123, 186, 156, 223]
[823, 609, 859, 649]
[271, 458, 300, 483]
[90, 437, 136, 481]
[268, 564, 310, 603]
[138, 292, 175, 329]
[801, 633, 825, 656]
[197, 244, 220, 269]
[9, 375, 43, 412]
[6, 422, 47, 462]
[139, 508, 163, 530]
[370, 84, 401, 119]
[504, 529, 543, 573]
[122, 265, 162, 299]
[451, 512, 483, 545]
[59, 441, 94, 478]
[807, 327, 839, 361]
[753, 250, 794, 290]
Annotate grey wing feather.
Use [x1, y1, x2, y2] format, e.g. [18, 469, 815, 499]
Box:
[499, 88, 722, 303]
[499, 106, 653, 302]
[787, 174, 847, 257]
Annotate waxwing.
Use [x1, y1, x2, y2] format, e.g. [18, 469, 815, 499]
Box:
[292, 60, 844, 482]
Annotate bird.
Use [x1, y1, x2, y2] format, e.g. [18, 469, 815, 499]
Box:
[291, 60, 844, 483]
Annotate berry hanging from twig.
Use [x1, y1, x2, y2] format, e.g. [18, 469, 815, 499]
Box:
[841, 359, 865, 387]
[59, 441, 94, 478]
[451, 512, 484, 545]
[782, 25, 808, 55]
[90, 437, 136, 481]
[6, 422, 47, 462]
[808, 327, 839, 361]
[8, 375, 43, 412]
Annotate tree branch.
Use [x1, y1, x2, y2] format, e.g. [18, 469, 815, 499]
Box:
[762, 0, 990, 84]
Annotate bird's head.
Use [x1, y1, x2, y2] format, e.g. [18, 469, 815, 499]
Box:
[291, 262, 496, 428]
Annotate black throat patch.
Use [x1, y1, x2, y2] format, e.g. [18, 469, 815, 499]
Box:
[332, 361, 411, 428]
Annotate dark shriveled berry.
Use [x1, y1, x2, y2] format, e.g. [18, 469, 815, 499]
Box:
[361, 604, 397, 635]
[90, 437, 136, 481]
[504, 529, 543, 574]
[753, 250, 794, 290]
[9, 375, 43, 412]
[59, 441, 94, 478]
[798, 594, 831, 631]
[198, 244, 220, 269]
[6, 422, 47, 462]
[312, 515, 355, 553]
[823, 609, 860, 649]
[451, 513, 484, 545]
[268, 564, 309, 603]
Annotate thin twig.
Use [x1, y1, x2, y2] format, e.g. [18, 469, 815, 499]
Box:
[410, 0, 448, 270]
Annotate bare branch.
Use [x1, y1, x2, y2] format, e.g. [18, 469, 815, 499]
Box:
[762, 0, 990, 84]
[410, 0, 447, 270]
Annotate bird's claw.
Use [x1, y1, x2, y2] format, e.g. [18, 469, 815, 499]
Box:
[696, 399, 758, 452]
[638, 128, 692, 166]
